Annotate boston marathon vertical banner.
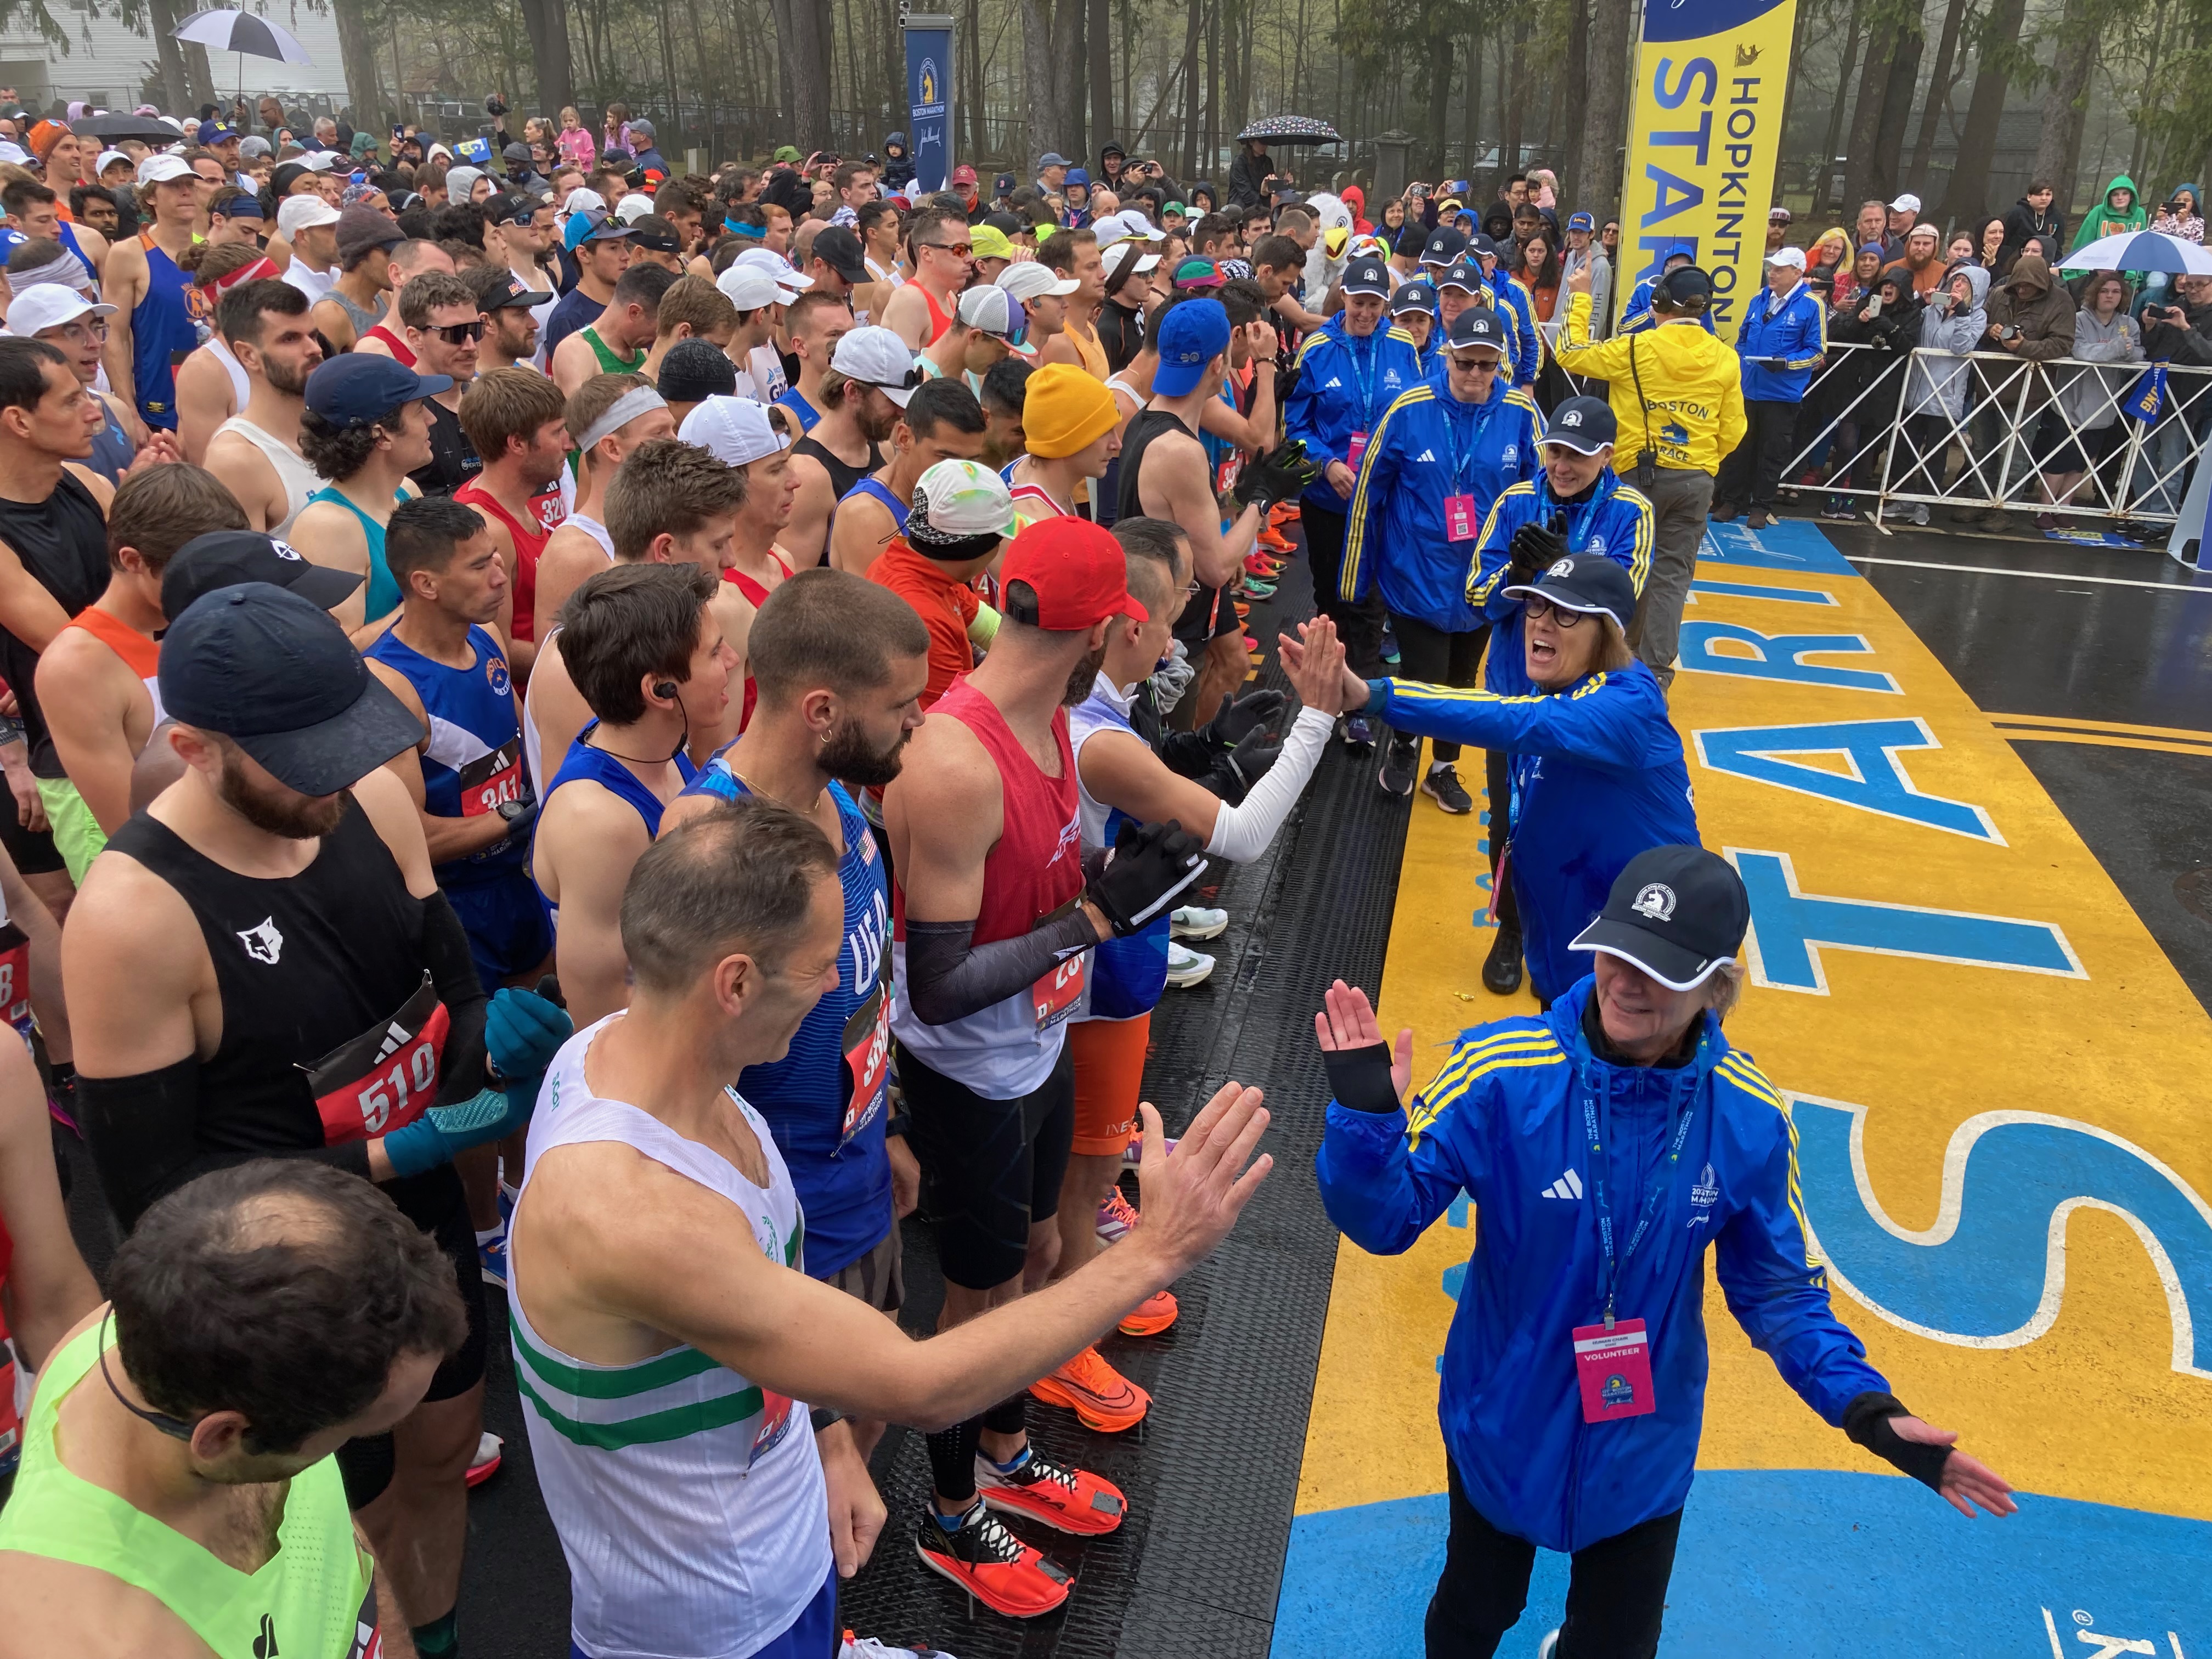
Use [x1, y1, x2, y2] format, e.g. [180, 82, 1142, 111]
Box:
[1614, 0, 1796, 341]
[902, 12, 955, 196]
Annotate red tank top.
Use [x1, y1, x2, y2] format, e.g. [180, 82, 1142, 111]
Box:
[921, 283, 955, 346]
[725, 550, 794, 732]
[360, 323, 417, 365]
[456, 477, 566, 641]
[892, 678, 1082, 946]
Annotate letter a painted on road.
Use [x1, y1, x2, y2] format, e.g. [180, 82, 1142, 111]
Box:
[1695, 719, 2002, 842]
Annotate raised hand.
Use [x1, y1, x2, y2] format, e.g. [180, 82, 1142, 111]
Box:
[1132, 1086, 1273, 1275]
[1314, 978, 1413, 1099]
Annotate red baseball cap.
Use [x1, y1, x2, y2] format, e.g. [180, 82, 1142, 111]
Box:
[952, 163, 979, 186]
[1001, 517, 1147, 628]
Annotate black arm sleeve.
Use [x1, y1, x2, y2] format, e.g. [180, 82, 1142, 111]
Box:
[78, 1058, 371, 1233]
[1322, 1042, 1402, 1114]
[904, 913, 1101, 1027]
[1842, 1390, 1952, 1492]
[419, 889, 491, 1104]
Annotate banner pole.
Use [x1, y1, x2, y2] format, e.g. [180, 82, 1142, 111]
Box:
[901, 10, 956, 198]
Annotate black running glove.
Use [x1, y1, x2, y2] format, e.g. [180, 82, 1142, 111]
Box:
[1843, 1391, 1953, 1493]
[1223, 725, 1284, 793]
[1322, 1041, 1401, 1114]
[1234, 439, 1318, 509]
[1205, 688, 1287, 749]
[1087, 819, 1208, 935]
[1507, 512, 1568, 586]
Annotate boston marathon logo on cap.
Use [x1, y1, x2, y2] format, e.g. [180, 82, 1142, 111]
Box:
[1631, 883, 1676, 922]
[1560, 408, 1584, 427]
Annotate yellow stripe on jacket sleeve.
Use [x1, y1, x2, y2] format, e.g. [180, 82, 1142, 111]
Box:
[1342, 388, 1429, 603]
[1408, 1037, 1566, 1146]
[1465, 481, 1536, 606]
[1716, 1053, 1824, 1271]
[1616, 486, 1655, 597]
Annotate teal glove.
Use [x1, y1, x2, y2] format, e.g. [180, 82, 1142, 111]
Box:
[487, 981, 571, 1081]
[381, 1086, 535, 1179]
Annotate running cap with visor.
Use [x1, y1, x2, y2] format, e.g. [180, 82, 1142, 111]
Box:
[678, 396, 788, 467]
[831, 325, 921, 407]
[1543, 396, 1617, 454]
[1390, 279, 1438, 314]
[1569, 844, 1751, 991]
[305, 354, 452, 426]
[1446, 310, 1505, 354]
[1502, 548, 1636, 631]
[906, 459, 1017, 560]
[161, 531, 365, 619]
[160, 583, 425, 796]
[1152, 297, 1230, 398]
[1340, 255, 1390, 297]
[1419, 227, 1469, 268]
[997, 261, 1080, 302]
[1000, 516, 1147, 627]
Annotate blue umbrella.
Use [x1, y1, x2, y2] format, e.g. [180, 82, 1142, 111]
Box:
[2059, 229, 2212, 276]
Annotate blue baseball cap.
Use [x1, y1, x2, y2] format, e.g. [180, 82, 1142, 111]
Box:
[1469, 233, 1501, 260]
[1153, 297, 1231, 398]
[1446, 310, 1506, 354]
[1419, 227, 1468, 268]
[1567, 211, 1595, 232]
[1502, 548, 1638, 634]
[304, 354, 452, 428]
[1390, 279, 1437, 314]
[1341, 255, 1391, 297]
[1543, 395, 1618, 454]
[1438, 259, 1485, 294]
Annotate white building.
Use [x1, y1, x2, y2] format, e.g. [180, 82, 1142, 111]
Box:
[0, 1, 346, 111]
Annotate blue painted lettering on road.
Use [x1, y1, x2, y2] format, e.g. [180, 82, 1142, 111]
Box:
[1695, 719, 2002, 842]
[1680, 623, 1901, 691]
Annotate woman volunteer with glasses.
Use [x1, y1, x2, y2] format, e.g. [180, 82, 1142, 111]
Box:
[1308, 844, 2017, 1658]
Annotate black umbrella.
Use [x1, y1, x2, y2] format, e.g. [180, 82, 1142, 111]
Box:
[1236, 115, 1341, 146]
[70, 114, 182, 142]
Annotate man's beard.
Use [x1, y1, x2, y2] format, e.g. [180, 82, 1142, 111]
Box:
[264, 354, 311, 397]
[1063, 644, 1108, 708]
[217, 755, 348, 839]
[821, 717, 910, 788]
[857, 402, 900, 444]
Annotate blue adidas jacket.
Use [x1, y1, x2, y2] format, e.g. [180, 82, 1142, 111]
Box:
[1618, 274, 1720, 336]
[1317, 977, 1889, 1553]
[1465, 470, 1655, 699]
[1340, 380, 1543, 631]
[1734, 279, 1828, 402]
[1285, 316, 1425, 512]
[1489, 274, 1542, 386]
[1363, 661, 1697, 1001]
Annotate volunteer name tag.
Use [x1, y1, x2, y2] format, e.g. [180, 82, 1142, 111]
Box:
[1346, 430, 1370, 470]
[1444, 493, 1477, 540]
[1573, 1319, 1656, 1423]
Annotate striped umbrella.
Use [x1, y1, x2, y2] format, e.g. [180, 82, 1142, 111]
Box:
[2058, 229, 2212, 276]
[172, 8, 313, 64]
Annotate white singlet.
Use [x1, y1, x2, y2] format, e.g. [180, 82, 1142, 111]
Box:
[209, 414, 321, 537]
[510, 1014, 831, 1659]
[207, 335, 251, 409]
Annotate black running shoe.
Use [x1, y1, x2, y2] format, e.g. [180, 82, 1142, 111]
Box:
[1423, 764, 1474, 814]
[1482, 921, 1524, 995]
[1379, 733, 1419, 795]
[1340, 713, 1378, 752]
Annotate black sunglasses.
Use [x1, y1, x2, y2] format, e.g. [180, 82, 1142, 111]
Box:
[432, 319, 487, 345]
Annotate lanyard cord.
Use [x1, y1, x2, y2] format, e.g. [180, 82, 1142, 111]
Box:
[1580, 1052, 1701, 1327]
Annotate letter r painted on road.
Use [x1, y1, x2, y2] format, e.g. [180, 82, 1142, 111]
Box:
[1725, 848, 2086, 994]
[1695, 719, 2003, 843]
[1679, 622, 1901, 692]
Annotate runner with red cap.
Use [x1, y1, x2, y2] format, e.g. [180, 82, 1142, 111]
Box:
[883, 514, 1210, 1616]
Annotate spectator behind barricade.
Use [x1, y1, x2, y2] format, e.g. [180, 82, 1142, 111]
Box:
[2040, 270, 2145, 525]
[1957, 255, 2074, 531]
[1898, 224, 1945, 297]
[1560, 213, 1611, 337]
[1885, 264, 1989, 525]
[2131, 273, 2212, 515]
[2070, 175, 2147, 255]
[1807, 227, 1849, 294]
[2140, 188, 2204, 318]
[1831, 243, 1882, 317]
[2000, 183, 2064, 279]
[1817, 266, 1920, 520]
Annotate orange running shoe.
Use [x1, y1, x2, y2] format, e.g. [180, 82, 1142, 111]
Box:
[1118, 1288, 1180, 1337]
[975, 1448, 1127, 1535]
[1270, 501, 1301, 524]
[1257, 524, 1295, 555]
[1233, 599, 1251, 620]
[914, 1503, 1073, 1618]
[1029, 1345, 1151, 1431]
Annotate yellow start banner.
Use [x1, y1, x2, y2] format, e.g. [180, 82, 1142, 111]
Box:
[1613, 0, 1798, 343]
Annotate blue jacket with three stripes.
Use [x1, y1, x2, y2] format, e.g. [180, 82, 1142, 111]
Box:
[1317, 975, 1891, 1553]
[1285, 315, 1425, 512]
[1734, 279, 1829, 403]
[1466, 470, 1655, 699]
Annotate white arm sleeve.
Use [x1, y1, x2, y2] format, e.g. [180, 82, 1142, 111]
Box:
[1204, 705, 1335, 863]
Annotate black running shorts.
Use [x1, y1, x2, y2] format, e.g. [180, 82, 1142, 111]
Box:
[903, 1040, 1075, 1291]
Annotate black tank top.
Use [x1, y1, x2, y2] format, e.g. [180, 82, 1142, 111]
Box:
[0, 471, 110, 776]
[105, 794, 462, 1228]
[1116, 406, 1197, 524]
[795, 432, 882, 509]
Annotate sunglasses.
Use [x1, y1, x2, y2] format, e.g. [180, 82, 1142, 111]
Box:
[431, 319, 486, 344]
[924, 240, 973, 258]
[867, 366, 926, 393]
[1521, 595, 1592, 628]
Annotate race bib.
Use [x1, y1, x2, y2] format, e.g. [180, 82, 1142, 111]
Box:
[1346, 430, 1369, 470]
[1032, 954, 1087, 1032]
[1444, 493, 1477, 541]
[458, 739, 524, 817]
[749, 1389, 797, 1467]
[301, 973, 451, 1144]
[0, 921, 32, 1048]
[1573, 1319, 1656, 1424]
[839, 979, 890, 1144]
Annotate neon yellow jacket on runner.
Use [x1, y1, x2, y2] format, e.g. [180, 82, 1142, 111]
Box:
[0, 1316, 379, 1658]
[1552, 291, 1748, 477]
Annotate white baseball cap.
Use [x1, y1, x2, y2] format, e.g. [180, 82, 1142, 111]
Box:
[137, 153, 195, 187]
[957, 284, 1036, 353]
[561, 186, 606, 218]
[716, 264, 783, 311]
[996, 261, 1079, 302]
[1765, 245, 1807, 270]
[679, 396, 791, 466]
[95, 149, 131, 175]
[831, 325, 921, 408]
[6, 285, 116, 337]
[1091, 211, 1163, 250]
[734, 246, 812, 297]
[614, 193, 655, 224]
[1888, 193, 1920, 214]
[298, 149, 337, 173]
[278, 195, 342, 235]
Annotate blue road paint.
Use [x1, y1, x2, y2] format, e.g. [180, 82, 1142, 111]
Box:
[1729, 848, 2085, 992]
[1697, 520, 1860, 575]
[1695, 719, 2003, 842]
[1791, 1097, 2212, 1376]
[1688, 577, 1839, 605]
[1271, 1471, 2212, 1658]
[1679, 622, 1903, 692]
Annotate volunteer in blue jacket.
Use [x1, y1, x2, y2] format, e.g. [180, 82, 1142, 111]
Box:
[1286, 550, 1685, 1007]
[1312, 846, 2016, 1658]
[1713, 244, 1826, 529]
[1341, 310, 1541, 810]
[1457, 397, 1652, 996]
[1619, 245, 1719, 336]
[1284, 252, 1423, 740]
[1471, 236, 1541, 386]
[1391, 278, 1440, 369]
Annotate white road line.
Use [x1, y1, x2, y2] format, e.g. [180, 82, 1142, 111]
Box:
[1846, 554, 2212, 593]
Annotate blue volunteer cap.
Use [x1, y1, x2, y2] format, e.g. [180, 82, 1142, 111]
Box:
[1567, 211, 1595, 232]
[1341, 255, 1390, 297]
[1153, 297, 1231, 398]
[1502, 548, 1638, 634]
[1446, 309, 1505, 353]
[1438, 259, 1485, 294]
[1570, 844, 1751, 991]
[1543, 395, 1617, 454]
[1390, 279, 1438, 314]
[1469, 233, 1500, 259]
[304, 353, 453, 428]
[160, 583, 427, 796]
[1420, 227, 1469, 268]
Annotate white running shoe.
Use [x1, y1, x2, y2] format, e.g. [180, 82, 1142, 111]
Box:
[1170, 904, 1227, 941]
[1165, 941, 1215, 988]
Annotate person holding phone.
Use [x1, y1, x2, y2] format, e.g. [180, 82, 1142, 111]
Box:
[1713, 245, 1825, 531]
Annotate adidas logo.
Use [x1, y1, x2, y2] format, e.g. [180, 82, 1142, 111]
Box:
[1414, 448, 1436, 462]
[1323, 376, 1344, 388]
[1541, 1169, 1584, 1200]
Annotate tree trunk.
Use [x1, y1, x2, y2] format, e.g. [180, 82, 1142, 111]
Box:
[1201, 0, 1218, 184]
[1022, 0, 1057, 172]
[1840, 2, 1901, 212]
[2031, 0, 2099, 218]
[330, 0, 386, 127]
[1499, 9, 1530, 188]
[1558, 0, 1589, 197]
[1581, 0, 1631, 215]
[518, 0, 577, 116]
[1819, 0, 1863, 209]
[1461, 29, 1483, 180]
[1937, 0, 2026, 221]
[1906, 0, 1971, 187]
[1089, 0, 1113, 150]
[143, 0, 195, 113]
[1055, 0, 1086, 159]
[966, 0, 988, 164]
[1869, 10, 1922, 199]
[768, 0, 836, 151]
[1178, 0, 1203, 179]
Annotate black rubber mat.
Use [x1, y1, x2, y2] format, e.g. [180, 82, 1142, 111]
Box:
[833, 557, 1415, 1657]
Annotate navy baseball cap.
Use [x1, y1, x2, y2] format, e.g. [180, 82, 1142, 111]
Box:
[304, 354, 452, 427]
[1446, 310, 1505, 354]
[1153, 297, 1231, 398]
[1438, 259, 1485, 294]
[1341, 255, 1390, 297]
[1570, 844, 1751, 991]
[475, 270, 541, 310]
[1544, 396, 1617, 454]
[1469, 233, 1500, 260]
[1390, 279, 1438, 314]
[1502, 548, 1638, 633]
[1567, 211, 1595, 232]
[1658, 264, 1713, 306]
[1419, 227, 1468, 268]
[161, 531, 364, 620]
[160, 583, 425, 795]
[575, 207, 634, 243]
[485, 192, 538, 228]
